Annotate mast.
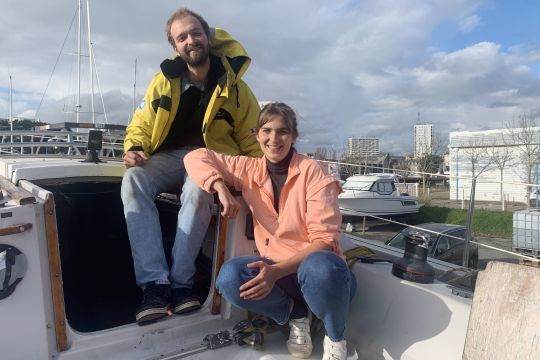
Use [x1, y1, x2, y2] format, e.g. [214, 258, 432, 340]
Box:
[76, 0, 82, 123]
[9, 75, 13, 132]
[86, 0, 95, 124]
[9, 75, 13, 152]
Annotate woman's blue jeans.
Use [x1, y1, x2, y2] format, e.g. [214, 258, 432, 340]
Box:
[216, 251, 356, 341]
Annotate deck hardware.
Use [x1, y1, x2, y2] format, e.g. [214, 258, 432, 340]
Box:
[0, 223, 32, 236]
[392, 231, 435, 284]
[448, 285, 473, 298]
[358, 257, 393, 264]
[0, 244, 27, 300]
[0, 191, 7, 207]
[203, 331, 233, 349]
[81, 130, 104, 163]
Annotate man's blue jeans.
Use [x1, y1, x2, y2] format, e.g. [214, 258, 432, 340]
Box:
[121, 149, 214, 289]
[216, 251, 356, 341]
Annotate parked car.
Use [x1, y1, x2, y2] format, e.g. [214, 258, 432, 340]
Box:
[385, 223, 479, 268]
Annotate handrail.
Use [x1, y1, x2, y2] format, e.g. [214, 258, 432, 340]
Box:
[0, 177, 36, 205]
[0, 223, 33, 236]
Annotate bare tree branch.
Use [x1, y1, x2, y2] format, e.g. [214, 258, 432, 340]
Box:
[506, 113, 540, 208]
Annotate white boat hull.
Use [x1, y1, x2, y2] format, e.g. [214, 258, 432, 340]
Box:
[339, 194, 422, 216]
[0, 159, 469, 360]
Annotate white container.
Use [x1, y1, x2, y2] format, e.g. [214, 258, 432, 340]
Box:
[513, 209, 540, 252]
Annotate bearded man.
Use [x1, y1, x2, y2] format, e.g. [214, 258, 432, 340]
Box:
[121, 8, 261, 324]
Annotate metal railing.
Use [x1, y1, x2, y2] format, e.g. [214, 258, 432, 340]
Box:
[0, 130, 124, 158]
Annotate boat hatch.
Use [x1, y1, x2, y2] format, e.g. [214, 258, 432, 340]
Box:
[29, 176, 216, 332]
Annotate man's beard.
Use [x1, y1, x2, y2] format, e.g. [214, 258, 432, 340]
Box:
[180, 43, 210, 67]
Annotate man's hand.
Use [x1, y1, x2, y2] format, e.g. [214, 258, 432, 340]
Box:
[212, 180, 241, 219]
[239, 261, 281, 300]
[123, 151, 148, 168]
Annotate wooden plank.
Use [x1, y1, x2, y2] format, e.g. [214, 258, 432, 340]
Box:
[44, 194, 69, 352]
[463, 261, 540, 360]
[0, 223, 32, 236]
[0, 177, 36, 205]
[211, 211, 228, 315]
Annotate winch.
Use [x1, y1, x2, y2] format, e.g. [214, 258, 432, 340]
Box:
[392, 231, 435, 284]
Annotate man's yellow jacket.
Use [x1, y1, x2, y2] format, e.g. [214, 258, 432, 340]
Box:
[124, 28, 262, 157]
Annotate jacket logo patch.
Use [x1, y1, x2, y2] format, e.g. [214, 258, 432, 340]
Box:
[138, 99, 146, 110]
[214, 108, 234, 126]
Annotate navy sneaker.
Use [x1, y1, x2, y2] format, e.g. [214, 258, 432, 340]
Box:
[135, 283, 170, 324]
[171, 287, 201, 314]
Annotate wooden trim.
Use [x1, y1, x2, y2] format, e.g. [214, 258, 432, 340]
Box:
[0, 177, 36, 205]
[44, 194, 69, 352]
[0, 223, 32, 236]
[211, 212, 228, 315]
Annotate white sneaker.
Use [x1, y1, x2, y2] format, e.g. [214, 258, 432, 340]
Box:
[286, 315, 313, 358]
[323, 335, 347, 360]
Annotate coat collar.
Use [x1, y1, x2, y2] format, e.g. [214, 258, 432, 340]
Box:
[254, 150, 301, 187]
[160, 28, 251, 81]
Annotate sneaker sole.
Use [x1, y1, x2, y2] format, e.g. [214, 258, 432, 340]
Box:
[172, 300, 201, 314]
[136, 307, 169, 324]
[287, 342, 313, 359]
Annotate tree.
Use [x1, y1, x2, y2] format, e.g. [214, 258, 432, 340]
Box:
[0, 119, 47, 130]
[393, 155, 413, 178]
[415, 132, 448, 194]
[314, 147, 327, 160]
[460, 136, 493, 179]
[314, 146, 338, 161]
[506, 113, 540, 208]
[486, 135, 514, 208]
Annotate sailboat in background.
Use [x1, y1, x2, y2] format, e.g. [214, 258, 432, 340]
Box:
[0, 0, 125, 158]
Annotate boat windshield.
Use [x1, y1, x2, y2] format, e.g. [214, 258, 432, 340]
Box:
[342, 180, 374, 191]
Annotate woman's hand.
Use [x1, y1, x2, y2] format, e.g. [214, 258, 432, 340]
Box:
[212, 179, 241, 218]
[239, 261, 281, 300]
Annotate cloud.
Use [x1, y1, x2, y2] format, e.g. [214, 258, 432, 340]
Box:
[1, 0, 539, 156]
[458, 14, 481, 33]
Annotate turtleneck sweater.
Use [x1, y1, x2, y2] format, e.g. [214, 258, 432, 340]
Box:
[266, 148, 294, 212]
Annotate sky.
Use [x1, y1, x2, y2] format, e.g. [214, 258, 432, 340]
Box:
[1, 0, 539, 155]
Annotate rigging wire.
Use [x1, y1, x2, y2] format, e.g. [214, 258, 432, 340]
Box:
[35, 7, 78, 120]
[325, 160, 540, 263]
[343, 209, 540, 263]
[341, 208, 539, 263]
[331, 160, 540, 188]
[91, 44, 109, 124]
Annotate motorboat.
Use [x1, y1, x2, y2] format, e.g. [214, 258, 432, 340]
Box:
[338, 174, 422, 216]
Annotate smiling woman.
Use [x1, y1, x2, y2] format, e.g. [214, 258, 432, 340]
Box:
[256, 102, 298, 163]
[184, 102, 356, 359]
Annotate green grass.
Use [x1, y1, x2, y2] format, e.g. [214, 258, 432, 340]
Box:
[407, 206, 513, 238]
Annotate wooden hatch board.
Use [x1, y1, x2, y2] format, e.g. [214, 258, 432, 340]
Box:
[463, 261, 540, 359]
[44, 193, 69, 352]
